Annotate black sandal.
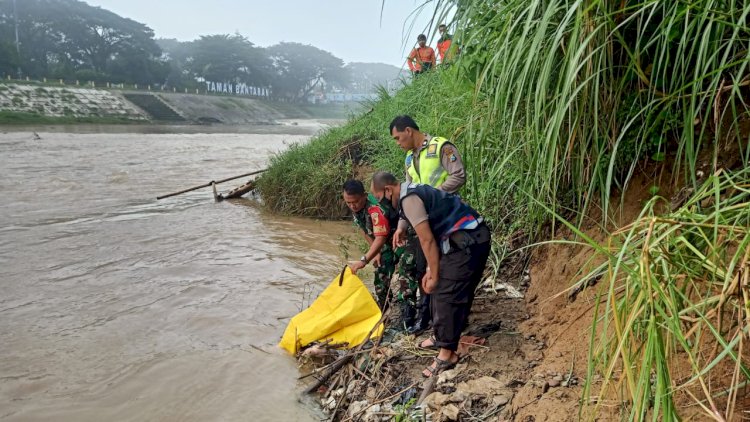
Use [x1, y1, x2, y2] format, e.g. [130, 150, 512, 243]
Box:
[418, 335, 439, 350]
[422, 356, 459, 378]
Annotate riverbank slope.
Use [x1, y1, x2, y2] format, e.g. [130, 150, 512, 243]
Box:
[257, 2, 750, 418]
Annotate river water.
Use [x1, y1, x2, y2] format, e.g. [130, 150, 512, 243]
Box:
[0, 123, 350, 421]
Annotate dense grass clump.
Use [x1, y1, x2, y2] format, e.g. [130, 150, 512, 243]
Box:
[566, 168, 750, 420]
[257, 69, 480, 219]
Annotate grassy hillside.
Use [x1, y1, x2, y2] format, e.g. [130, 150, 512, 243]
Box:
[258, 0, 750, 418]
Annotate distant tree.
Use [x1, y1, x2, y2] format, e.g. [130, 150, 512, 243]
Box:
[345, 62, 406, 93]
[0, 0, 65, 78]
[0, 40, 18, 76]
[267, 42, 350, 102]
[157, 38, 200, 89]
[187, 34, 272, 87]
[0, 0, 167, 84]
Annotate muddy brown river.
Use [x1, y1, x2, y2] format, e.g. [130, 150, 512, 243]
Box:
[0, 123, 350, 421]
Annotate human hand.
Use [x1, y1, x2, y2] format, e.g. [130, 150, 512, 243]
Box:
[393, 228, 406, 249]
[348, 260, 365, 274]
[372, 253, 381, 268]
[421, 267, 437, 294]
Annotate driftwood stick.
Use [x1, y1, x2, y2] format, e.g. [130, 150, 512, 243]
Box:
[417, 376, 437, 405]
[303, 310, 388, 395]
[211, 182, 219, 202]
[304, 354, 353, 394]
[156, 169, 266, 200]
[297, 347, 379, 381]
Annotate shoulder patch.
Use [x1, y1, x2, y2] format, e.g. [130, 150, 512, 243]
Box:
[443, 145, 458, 162]
[405, 155, 413, 167]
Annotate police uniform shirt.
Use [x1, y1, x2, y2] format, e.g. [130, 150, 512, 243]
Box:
[405, 134, 466, 194]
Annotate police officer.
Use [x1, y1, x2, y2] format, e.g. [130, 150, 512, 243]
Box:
[388, 115, 466, 337]
[343, 180, 399, 310]
[371, 172, 490, 377]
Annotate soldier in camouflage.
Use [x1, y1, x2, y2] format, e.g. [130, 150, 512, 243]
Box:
[343, 180, 400, 310]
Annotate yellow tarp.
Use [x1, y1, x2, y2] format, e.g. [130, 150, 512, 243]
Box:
[279, 267, 383, 354]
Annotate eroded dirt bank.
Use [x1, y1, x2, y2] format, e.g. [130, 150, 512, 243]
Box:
[298, 147, 749, 421]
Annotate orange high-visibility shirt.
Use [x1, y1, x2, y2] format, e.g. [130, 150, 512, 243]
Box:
[408, 46, 436, 72]
[437, 38, 452, 62]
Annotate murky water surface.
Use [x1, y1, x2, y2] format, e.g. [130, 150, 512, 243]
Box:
[0, 124, 348, 421]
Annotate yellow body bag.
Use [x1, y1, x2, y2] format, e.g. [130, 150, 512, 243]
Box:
[279, 267, 383, 354]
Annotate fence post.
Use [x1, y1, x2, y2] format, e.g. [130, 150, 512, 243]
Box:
[195, 89, 199, 94]
[173, 87, 176, 92]
[134, 84, 138, 90]
[76, 80, 79, 86]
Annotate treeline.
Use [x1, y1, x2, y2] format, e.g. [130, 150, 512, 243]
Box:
[0, 0, 399, 102]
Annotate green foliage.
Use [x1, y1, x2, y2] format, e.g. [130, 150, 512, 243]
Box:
[256, 67, 478, 218]
[0, 1, 394, 101]
[266, 42, 351, 102]
[445, 0, 750, 230]
[0, 40, 18, 76]
[393, 398, 418, 421]
[568, 168, 750, 419]
[187, 34, 272, 86]
[0, 0, 167, 84]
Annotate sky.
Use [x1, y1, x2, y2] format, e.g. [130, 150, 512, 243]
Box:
[83, 0, 447, 68]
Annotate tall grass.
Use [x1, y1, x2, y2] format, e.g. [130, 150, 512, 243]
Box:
[570, 168, 750, 420]
[440, 0, 750, 232]
[433, 0, 750, 417]
[257, 69, 479, 218]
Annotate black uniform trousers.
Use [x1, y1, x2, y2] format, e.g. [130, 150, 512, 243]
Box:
[431, 224, 491, 352]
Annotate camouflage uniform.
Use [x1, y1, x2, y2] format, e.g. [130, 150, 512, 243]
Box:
[352, 194, 399, 309]
[401, 134, 467, 331]
[395, 228, 422, 329]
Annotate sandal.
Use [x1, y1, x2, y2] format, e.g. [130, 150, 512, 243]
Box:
[422, 355, 459, 378]
[418, 335, 439, 350]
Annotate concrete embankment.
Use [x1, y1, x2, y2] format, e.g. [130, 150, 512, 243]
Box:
[0, 83, 148, 121]
[156, 93, 286, 124]
[0, 82, 353, 124]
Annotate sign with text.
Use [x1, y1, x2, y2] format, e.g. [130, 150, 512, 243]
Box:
[205, 81, 269, 97]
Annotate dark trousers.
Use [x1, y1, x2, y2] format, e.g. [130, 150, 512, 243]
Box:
[431, 227, 491, 352]
[406, 231, 430, 329]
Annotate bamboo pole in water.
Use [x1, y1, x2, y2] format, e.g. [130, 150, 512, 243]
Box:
[156, 169, 266, 200]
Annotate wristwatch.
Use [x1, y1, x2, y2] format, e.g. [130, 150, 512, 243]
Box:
[359, 255, 367, 264]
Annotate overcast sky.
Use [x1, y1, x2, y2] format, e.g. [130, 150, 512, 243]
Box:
[84, 0, 445, 68]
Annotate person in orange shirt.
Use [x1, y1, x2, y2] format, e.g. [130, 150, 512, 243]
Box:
[407, 34, 436, 75]
[436, 24, 454, 64]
